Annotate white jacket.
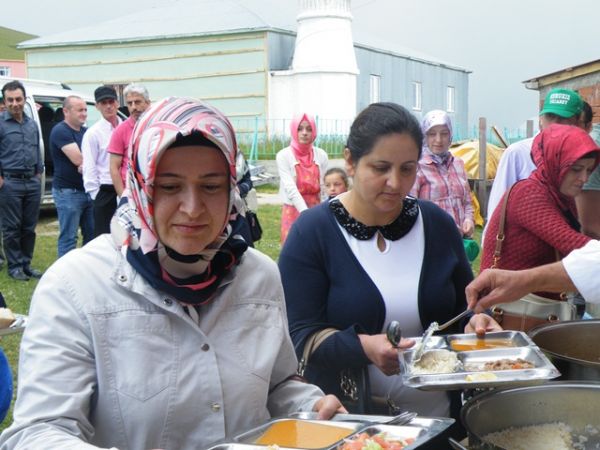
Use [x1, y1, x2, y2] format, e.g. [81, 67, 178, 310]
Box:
[0, 236, 323, 450]
[276, 146, 328, 211]
[563, 239, 600, 304]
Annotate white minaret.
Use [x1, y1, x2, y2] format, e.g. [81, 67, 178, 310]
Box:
[269, 0, 359, 134]
[292, 0, 359, 74]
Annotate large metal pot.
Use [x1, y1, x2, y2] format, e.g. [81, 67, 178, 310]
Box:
[460, 382, 600, 449]
[528, 320, 600, 381]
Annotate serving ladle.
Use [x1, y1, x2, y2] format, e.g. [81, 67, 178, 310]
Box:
[411, 308, 472, 363]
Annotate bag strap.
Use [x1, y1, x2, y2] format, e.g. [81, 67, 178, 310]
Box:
[492, 183, 517, 269]
[297, 327, 337, 376]
[492, 186, 569, 300]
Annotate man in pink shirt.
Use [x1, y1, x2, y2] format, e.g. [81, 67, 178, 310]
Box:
[107, 83, 151, 196]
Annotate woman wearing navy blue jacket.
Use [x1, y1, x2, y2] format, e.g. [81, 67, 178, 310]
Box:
[279, 103, 500, 421]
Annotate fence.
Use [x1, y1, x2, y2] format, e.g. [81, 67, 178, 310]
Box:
[231, 116, 531, 162]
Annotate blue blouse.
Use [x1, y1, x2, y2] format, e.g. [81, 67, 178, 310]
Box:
[0, 348, 12, 423]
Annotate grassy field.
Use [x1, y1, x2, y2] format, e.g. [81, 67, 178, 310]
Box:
[0, 205, 482, 430]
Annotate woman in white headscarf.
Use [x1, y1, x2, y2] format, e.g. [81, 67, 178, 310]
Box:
[410, 110, 475, 237]
[0, 97, 343, 450]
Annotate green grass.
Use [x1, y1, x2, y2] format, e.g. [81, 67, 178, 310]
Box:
[254, 204, 282, 260]
[0, 207, 483, 431]
[255, 183, 279, 194]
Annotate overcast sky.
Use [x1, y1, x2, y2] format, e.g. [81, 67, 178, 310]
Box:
[4, 0, 599, 130]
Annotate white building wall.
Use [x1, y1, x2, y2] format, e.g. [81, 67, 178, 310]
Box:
[269, 70, 355, 135]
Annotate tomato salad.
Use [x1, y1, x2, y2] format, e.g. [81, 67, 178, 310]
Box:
[340, 432, 415, 450]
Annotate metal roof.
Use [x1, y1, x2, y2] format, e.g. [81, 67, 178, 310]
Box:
[17, 0, 294, 48]
[522, 58, 600, 90]
[17, 0, 467, 72]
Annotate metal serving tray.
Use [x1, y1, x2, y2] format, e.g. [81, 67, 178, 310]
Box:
[207, 446, 294, 450]
[233, 418, 358, 449]
[447, 330, 534, 349]
[206, 413, 454, 450]
[401, 331, 560, 391]
[0, 314, 27, 337]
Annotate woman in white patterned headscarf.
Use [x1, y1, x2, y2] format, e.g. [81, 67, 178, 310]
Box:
[410, 110, 475, 237]
[0, 97, 343, 450]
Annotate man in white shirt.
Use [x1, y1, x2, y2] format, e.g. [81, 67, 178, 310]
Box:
[466, 240, 600, 309]
[82, 86, 122, 236]
[486, 88, 583, 221]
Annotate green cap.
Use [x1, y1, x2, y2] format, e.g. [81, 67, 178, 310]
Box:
[539, 88, 583, 118]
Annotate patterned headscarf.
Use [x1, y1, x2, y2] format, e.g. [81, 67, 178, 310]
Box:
[290, 113, 317, 167]
[421, 109, 453, 166]
[111, 97, 248, 305]
[530, 124, 600, 214]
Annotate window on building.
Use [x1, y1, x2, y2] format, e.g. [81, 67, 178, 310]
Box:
[447, 86, 455, 112]
[370, 75, 381, 104]
[0, 67, 10, 77]
[411, 81, 422, 111]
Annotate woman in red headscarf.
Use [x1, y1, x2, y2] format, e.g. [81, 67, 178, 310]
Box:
[276, 113, 328, 243]
[481, 124, 600, 274]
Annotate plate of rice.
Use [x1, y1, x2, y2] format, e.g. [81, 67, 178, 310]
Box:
[409, 349, 460, 375]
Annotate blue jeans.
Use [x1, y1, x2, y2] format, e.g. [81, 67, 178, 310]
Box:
[52, 188, 94, 257]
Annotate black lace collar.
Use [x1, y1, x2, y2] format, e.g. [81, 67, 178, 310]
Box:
[329, 197, 419, 241]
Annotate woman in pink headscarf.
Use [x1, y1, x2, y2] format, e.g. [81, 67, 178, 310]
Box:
[276, 113, 328, 242]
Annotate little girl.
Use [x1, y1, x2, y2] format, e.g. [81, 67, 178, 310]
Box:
[324, 167, 349, 200]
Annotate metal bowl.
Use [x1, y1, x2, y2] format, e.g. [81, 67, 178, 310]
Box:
[528, 320, 600, 381]
[461, 382, 600, 449]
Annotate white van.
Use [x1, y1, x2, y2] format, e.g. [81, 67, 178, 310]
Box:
[0, 76, 125, 207]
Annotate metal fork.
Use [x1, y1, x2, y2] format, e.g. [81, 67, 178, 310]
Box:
[352, 411, 418, 433]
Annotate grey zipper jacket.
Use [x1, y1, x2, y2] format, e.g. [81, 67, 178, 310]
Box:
[0, 236, 322, 450]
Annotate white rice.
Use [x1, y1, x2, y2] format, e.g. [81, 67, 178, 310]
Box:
[411, 349, 459, 374]
[483, 422, 573, 450]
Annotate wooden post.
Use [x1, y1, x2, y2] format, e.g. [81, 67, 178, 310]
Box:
[477, 117, 488, 215]
[526, 119, 534, 138]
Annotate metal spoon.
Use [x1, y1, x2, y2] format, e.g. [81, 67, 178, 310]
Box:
[386, 320, 408, 376]
[386, 320, 402, 347]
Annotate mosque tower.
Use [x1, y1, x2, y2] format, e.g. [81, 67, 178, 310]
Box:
[268, 0, 359, 133]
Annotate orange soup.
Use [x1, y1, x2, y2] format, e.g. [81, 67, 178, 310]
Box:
[255, 419, 352, 448]
[450, 338, 515, 352]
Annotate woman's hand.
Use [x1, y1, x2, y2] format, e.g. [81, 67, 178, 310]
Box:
[464, 313, 503, 337]
[313, 394, 347, 419]
[358, 334, 414, 376]
[461, 218, 474, 238]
